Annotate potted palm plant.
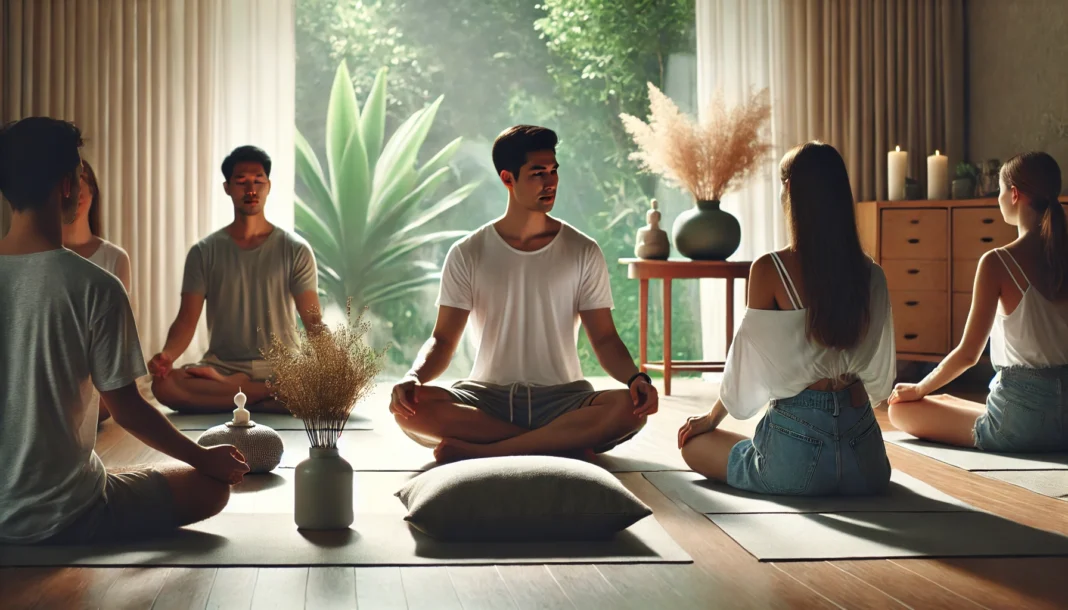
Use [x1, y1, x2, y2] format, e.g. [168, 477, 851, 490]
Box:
[620, 83, 771, 260]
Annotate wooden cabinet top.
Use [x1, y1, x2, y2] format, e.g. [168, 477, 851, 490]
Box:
[857, 196, 1068, 209]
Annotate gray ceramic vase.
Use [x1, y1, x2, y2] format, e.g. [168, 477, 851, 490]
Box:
[294, 446, 354, 530]
[672, 199, 741, 260]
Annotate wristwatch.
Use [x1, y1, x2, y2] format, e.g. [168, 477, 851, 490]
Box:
[627, 371, 652, 388]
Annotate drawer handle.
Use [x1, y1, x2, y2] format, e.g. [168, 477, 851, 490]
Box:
[910, 219, 919, 225]
[982, 218, 994, 224]
[905, 300, 919, 306]
[908, 238, 920, 244]
[904, 333, 919, 340]
[980, 237, 994, 243]
[907, 268, 920, 275]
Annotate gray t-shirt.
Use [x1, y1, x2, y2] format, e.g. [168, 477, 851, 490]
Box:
[181, 227, 318, 363]
[0, 249, 147, 543]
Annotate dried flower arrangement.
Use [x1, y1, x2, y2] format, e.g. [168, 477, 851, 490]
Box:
[261, 300, 387, 448]
[620, 82, 773, 202]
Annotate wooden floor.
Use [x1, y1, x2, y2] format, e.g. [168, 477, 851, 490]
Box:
[3, 377, 1067, 610]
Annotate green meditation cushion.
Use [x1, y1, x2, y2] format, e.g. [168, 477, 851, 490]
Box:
[395, 455, 652, 542]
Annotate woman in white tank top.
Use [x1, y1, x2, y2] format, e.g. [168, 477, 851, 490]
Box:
[678, 143, 897, 496]
[62, 159, 134, 423]
[889, 152, 1068, 452]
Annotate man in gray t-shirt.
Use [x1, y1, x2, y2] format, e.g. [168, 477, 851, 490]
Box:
[149, 145, 322, 413]
[0, 117, 248, 545]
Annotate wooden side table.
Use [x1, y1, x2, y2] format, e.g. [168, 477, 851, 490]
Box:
[620, 258, 752, 396]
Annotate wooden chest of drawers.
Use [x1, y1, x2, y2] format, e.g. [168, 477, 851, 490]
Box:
[855, 198, 1067, 362]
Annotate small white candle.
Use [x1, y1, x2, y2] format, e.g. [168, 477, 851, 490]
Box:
[232, 387, 250, 426]
[927, 149, 949, 200]
[888, 145, 908, 201]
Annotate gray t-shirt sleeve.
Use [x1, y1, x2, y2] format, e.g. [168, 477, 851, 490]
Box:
[290, 240, 319, 296]
[90, 292, 148, 392]
[180, 244, 206, 295]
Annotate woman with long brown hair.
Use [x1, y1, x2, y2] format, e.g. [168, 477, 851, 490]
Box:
[678, 141, 897, 495]
[62, 158, 133, 423]
[889, 152, 1068, 451]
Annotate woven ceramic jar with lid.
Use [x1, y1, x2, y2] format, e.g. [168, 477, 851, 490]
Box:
[197, 388, 284, 473]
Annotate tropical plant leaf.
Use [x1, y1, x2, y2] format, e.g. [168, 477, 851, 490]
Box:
[295, 196, 342, 268]
[372, 96, 443, 212]
[369, 230, 469, 271]
[400, 182, 479, 235]
[416, 136, 463, 184]
[325, 61, 361, 198]
[368, 166, 452, 239]
[294, 130, 340, 228]
[336, 121, 372, 250]
[363, 274, 443, 306]
[361, 67, 389, 172]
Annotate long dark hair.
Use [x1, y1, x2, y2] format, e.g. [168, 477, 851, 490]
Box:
[780, 141, 871, 349]
[1000, 151, 1066, 294]
[81, 159, 102, 236]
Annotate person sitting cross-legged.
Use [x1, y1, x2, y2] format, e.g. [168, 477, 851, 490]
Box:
[0, 117, 249, 546]
[150, 145, 323, 414]
[390, 125, 658, 463]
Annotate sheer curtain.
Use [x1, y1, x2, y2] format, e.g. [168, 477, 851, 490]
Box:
[695, 0, 966, 371]
[696, 0, 790, 371]
[1, 0, 295, 362]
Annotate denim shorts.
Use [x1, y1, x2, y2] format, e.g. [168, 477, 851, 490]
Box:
[727, 388, 891, 496]
[974, 365, 1068, 452]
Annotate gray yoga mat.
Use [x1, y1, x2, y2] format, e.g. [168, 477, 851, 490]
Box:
[883, 431, 1068, 471]
[165, 410, 374, 431]
[643, 470, 969, 514]
[0, 471, 691, 567]
[706, 511, 1068, 561]
[978, 470, 1068, 500]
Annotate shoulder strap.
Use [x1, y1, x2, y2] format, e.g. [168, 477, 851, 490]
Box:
[993, 248, 1029, 295]
[769, 252, 802, 310]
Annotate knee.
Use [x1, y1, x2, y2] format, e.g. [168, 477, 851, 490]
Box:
[151, 375, 184, 410]
[200, 475, 231, 518]
[392, 397, 445, 434]
[886, 401, 915, 430]
[605, 394, 647, 436]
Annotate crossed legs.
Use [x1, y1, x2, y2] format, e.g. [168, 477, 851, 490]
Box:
[680, 429, 749, 482]
[151, 366, 285, 414]
[887, 394, 985, 448]
[392, 386, 646, 462]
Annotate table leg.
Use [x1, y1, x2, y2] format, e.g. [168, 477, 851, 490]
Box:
[639, 279, 648, 373]
[663, 278, 672, 396]
[726, 277, 735, 353]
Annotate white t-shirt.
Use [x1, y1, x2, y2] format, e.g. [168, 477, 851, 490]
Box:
[436, 221, 614, 386]
[719, 263, 897, 420]
[0, 249, 147, 543]
[87, 238, 129, 280]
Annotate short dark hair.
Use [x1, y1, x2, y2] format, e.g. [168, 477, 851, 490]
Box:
[221, 145, 272, 181]
[491, 125, 557, 179]
[0, 117, 83, 212]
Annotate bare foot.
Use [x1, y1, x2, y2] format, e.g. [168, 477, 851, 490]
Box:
[434, 438, 487, 463]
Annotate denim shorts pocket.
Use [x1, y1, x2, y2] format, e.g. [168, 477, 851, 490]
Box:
[757, 422, 823, 494]
[849, 418, 891, 493]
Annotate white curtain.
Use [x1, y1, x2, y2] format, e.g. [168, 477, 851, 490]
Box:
[695, 0, 790, 371]
[1, 0, 295, 363]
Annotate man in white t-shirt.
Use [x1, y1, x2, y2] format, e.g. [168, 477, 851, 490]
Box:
[390, 125, 659, 463]
[0, 117, 249, 545]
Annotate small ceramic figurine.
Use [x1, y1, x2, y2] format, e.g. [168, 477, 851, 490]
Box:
[635, 199, 671, 259]
[197, 388, 284, 473]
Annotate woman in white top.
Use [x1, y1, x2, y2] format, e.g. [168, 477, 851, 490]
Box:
[62, 159, 134, 423]
[889, 152, 1068, 452]
[678, 142, 897, 496]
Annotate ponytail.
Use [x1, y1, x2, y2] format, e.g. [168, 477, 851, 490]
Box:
[1040, 197, 1067, 293]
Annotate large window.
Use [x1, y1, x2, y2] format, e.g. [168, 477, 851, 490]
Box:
[294, 0, 700, 379]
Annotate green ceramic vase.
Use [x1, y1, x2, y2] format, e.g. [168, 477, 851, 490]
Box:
[672, 199, 741, 260]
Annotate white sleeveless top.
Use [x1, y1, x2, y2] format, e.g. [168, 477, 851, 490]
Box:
[989, 249, 1068, 368]
[719, 253, 897, 420]
[87, 239, 127, 280]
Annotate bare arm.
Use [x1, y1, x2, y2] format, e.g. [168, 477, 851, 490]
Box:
[579, 308, 640, 385]
[916, 251, 1002, 395]
[160, 292, 205, 360]
[102, 382, 211, 464]
[407, 305, 470, 383]
[293, 289, 324, 333]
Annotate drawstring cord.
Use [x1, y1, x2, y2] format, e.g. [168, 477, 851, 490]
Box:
[508, 382, 533, 426]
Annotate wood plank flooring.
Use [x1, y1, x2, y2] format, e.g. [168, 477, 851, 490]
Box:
[2, 377, 1066, 609]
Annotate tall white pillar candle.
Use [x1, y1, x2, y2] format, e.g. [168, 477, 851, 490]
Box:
[927, 149, 949, 200]
[888, 145, 908, 201]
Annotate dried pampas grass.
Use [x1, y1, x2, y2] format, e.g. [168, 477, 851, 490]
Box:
[621, 82, 772, 202]
[261, 300, 387, 448]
